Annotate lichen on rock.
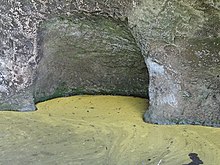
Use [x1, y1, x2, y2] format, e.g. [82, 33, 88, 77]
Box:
[0, 0, 220, 127]
[0, 0, 146, 111]
[128, 0, 220, 126]
[34, 13, 148, 102]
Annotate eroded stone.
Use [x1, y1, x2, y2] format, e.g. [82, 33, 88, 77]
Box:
[1, 0, 220, 126]
[129, 0, 220, 126]
[0, 0, 142, 111]
[34, 14, 148, 102]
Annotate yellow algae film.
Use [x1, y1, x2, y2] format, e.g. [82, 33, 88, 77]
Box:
[0, 95, 219, 165]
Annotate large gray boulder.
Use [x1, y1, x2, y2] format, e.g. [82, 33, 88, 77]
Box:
[0, 0, 145, 111]
[129, 0, 220, 126]
[1, 0, 220, 126]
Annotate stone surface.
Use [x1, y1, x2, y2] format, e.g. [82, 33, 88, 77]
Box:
[1, 0, 220, 126]
[129, 0, 220, 126]
[34, 14, 148, 102]
[0, 0, 143, 111]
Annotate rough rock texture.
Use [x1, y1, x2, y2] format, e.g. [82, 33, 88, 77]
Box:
[129, 0, 220, 126]
[1, 0, 220, 126]
[0, 0, 142, 111]
[34, 14, 148, 102]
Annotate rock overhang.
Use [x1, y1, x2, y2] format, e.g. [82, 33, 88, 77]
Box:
[0, 0, 220, 127]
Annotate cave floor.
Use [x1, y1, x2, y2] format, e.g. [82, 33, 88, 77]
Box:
[0, 95, 220, 165]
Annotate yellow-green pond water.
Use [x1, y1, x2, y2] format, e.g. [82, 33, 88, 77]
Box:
[0, 95, 219, 165]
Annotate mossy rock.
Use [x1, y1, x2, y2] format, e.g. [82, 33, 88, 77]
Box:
[34, 13, 148, 103]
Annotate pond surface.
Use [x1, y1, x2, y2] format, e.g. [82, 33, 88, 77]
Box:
[0, 95, 219, 165]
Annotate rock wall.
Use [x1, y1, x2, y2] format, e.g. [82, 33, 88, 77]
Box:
[34, 14, 148, 103]
[0, 0, 143, 111]
[1, 0, 220, 126]
[129, 0, 220, 126]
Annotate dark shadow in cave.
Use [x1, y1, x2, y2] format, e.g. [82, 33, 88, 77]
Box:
[34, 13, 149, 107]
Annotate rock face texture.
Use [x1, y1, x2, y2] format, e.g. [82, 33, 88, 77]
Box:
[0, 0, 146, 111]
[34, 14, 148, 102]
[1, 0, 220, 126]
[129, 0, 220, 126]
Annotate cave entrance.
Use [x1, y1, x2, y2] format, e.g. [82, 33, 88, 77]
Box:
[34, 14, 149, 104]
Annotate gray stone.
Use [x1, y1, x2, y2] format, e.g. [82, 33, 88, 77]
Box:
[34, 14, 148, 102]
[129, 0, 220, 126]
[0, 0, 143, 111]
[1, 0, 220, 126]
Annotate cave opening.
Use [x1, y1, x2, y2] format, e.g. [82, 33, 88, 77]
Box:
[33, 14, 149, 107]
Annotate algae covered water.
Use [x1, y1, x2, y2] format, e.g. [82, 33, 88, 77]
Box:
[0, 95, 219, 164]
